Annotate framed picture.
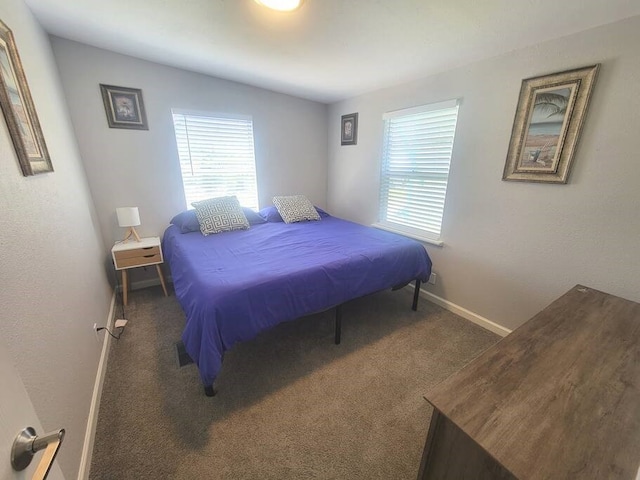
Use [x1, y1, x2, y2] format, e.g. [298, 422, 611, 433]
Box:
[0, 20, 53, 176]
[100, 84, 148, 130]
[341, 112, 358, 145]
[503, 65, 599, 183]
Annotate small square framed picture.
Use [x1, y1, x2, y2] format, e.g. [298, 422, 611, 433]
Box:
[100, 84, 148, 130]
[341, 113, 358, 145]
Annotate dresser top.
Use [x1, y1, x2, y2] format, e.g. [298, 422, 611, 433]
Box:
[426, 285, 640, 480]
[111, 236, 160, 252]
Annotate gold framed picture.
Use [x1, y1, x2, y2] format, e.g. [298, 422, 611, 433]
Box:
[0, 19, 53, 176]
[503, 65, 599, 183]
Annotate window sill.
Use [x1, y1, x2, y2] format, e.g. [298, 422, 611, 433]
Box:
[371, 223, 444, 247]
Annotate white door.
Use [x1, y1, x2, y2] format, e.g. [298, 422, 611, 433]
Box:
[0, 340, 64, 480]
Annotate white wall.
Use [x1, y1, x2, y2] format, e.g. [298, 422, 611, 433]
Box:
[50, 37, 328, 264]
[0, 0, 112, 477]
[328, 16, 640, 331]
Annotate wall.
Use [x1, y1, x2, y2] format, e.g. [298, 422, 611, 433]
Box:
[50, 37, 328, 272]
[0, 0, 112, 477]
[328, 16, 640, 331]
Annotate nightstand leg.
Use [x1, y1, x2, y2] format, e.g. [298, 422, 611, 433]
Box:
[156, 264, 168, 297]
[122, 269, 128, 306]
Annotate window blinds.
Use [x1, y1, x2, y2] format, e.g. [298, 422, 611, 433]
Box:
[379, 99, 459, 241]
[172, 111, 259, 210]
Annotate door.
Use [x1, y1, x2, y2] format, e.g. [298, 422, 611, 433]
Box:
[0, 340, 64, 479]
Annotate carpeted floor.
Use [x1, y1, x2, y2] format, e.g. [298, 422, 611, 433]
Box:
[89, 286, 499, 479]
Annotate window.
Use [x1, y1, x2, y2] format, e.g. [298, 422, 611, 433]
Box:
[172, 110, 259, 209]
[377, 99, 459, 244]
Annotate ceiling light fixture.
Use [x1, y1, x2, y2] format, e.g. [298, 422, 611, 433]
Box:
[254, 0, 304, 12]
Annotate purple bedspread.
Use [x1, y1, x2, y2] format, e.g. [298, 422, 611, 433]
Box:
[162, 216, 432, 386]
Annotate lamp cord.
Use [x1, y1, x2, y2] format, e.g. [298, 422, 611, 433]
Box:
[113, 266, 126, 320]
[97, 325, 125, 340]
[111, 258, 127, 327]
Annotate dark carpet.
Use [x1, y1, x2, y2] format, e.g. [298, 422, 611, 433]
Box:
[89, 286, 499, 479]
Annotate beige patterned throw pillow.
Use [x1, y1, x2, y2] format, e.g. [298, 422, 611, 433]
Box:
[272, 195, 321, 223]
[192, 196, 250, 235]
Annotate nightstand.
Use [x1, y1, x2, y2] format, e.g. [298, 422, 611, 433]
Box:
[111, 236, 168, 305]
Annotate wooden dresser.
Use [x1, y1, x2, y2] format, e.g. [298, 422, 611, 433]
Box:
[417, 285, 640, 479]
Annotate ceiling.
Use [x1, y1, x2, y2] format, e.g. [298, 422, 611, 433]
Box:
[24, 0, 640, 103]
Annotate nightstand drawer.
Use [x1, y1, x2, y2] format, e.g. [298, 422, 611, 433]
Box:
[113, 245, 160, 260]
[113, 246, 162, 268]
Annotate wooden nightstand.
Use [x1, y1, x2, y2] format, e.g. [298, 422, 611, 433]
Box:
[111, 236, 168, 305]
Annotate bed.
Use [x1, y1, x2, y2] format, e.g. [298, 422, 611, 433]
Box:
[162, 211, 432, 395]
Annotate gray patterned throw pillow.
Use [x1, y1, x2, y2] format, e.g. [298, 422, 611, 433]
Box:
[192, 196, 250, 235]
[272, 195, 321, 223]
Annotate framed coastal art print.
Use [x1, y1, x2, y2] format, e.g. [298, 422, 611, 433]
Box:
[0, 19, 53, 176]
[503, 65, 599, 183]
[100, 84, 148, 130]
[341, 112, 358, 145]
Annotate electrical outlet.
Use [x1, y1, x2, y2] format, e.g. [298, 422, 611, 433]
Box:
[93, 323, 101, 342]
[428, 272, 437, 285]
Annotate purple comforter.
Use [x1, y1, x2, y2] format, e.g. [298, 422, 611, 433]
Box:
[162, 216, 432, 387]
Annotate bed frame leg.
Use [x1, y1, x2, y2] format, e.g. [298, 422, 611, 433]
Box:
[204, 385, 217, 397]
[412, 279, 421, 311]
[335, 305, 342, 345]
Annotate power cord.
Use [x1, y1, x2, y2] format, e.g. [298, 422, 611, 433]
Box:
[113, 261, 127, 321]
[106, 256, 128, 340]
[97, 324, 126, 340]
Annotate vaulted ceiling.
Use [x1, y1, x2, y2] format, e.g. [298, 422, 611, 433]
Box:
[25, 0, 640, 103]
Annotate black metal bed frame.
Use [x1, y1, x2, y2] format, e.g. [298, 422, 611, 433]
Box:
[203, 278, 422, 397]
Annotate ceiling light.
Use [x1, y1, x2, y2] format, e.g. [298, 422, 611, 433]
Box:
[254, 0, 304, 12]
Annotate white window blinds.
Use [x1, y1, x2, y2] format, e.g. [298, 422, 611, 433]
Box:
[172, 111, 259, 209]
[378, 99, 459, 242]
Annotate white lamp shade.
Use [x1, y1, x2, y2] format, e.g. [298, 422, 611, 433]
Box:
[116, 207, 141, 227]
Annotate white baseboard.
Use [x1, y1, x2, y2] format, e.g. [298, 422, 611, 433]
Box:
[418, 287, 512, 337]
[78, 290, 116, 480]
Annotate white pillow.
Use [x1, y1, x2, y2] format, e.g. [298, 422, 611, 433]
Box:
[191, 196, 250, 235]
[272, 195, 321, 223]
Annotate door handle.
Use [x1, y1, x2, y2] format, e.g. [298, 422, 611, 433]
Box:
[11, 426, 65, 479]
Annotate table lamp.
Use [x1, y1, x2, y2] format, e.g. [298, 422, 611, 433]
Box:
[116, 207, 141, 242]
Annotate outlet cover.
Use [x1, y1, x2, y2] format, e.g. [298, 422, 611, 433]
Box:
[115, 319, 128, 329]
